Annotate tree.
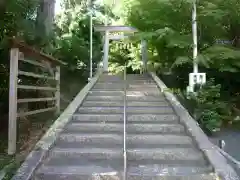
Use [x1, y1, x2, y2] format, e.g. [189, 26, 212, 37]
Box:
[36, 0, 55, 39]
[54, 0, 104, 75]
[124, 0, 240, 74]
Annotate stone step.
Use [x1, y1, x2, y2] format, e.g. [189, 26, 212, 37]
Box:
[127, 148, 207, 165]
[127, 95, 165, 101]
[127, 80, 156, 84]
[47, 148, 122, 161]
[128, 84, 158, 88]
[127, 88, 160, 92]
[127, 101, 169, 107]
[77, 107, 174, 114]
[127, 174, 217, 180]
[56, 140, 194, 150]
[59, 133, 193, 147]
[127, 86, 159, 90]
[127, 163, 215, 180]
[127, 90, 161, 96]
[126, 107, 174, 114]
[127, 83, 157, 86]
[126, 78, 153, 81]
[65, 123, 184, 134]
[85, 95, 124, 101]
[93, 84, 124, 89]
[43, 156, 123, 167]
[35, 163, 123, 180]
[65, 123, 123, 133]
[55, 141, 123, 149]
[127, 143, 195, 149]
[127, 134, 193, 146]
[126, 76, 153, 80]
[88, 91, 124, 96]
[72, 114, 123, 123]
[98, 78, 123, 82]
[91, 88, 124, 91]
[85, 95, 167, 102]
[95, 82, 124, 85]
[98, 75, 123, 80]
[78, 107, 123, 114]
[96, 80, 123, 83]
[71, 114, 179, 124]
[127, 75, 151, 79]
[127, 114, 179, 124]
[97, 80, 124, 83]
[126, 124, 185, 134]
[82, 101, 124, 107]
[59, 133, 123, 145]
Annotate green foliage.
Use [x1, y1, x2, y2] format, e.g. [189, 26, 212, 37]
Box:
[108, 41, 143, 74]
[198, 109, 222, 135]
[0, 0, 41, 123]
[0, 0, 106, 134]
[53, 0, 107, 78]
[125, 0, 240, 74]
[187, 79, 229, 134]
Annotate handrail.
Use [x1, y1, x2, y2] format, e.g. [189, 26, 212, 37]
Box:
[215, 145, 240, 168]
[123, 63, 127, 180]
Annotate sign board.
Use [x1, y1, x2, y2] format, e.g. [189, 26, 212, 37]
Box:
[187, 73, 206, 92]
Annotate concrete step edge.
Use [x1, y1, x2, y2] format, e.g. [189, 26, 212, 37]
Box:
[36, 165, 123, 176]
[127, 148, 205, 161]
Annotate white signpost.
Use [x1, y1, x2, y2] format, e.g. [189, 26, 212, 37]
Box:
[187, 0, 206, 93]
[187, 73, 206, 92]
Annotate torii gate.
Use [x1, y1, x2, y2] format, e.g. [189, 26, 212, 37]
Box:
[94, 25, 148, 72]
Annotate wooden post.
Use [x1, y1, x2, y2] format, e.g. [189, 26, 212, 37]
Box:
[55, 66, 60, 114]
[8, 48, 19, 155]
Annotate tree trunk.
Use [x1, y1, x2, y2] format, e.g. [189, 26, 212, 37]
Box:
[36, 0, 55, 39]
[0, 0, 6, 16]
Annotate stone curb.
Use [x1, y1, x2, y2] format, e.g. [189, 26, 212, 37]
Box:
[150, 72, 239, 180]
[11, 71, 102, 180]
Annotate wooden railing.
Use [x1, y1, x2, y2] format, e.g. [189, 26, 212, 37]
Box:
[8, 38, 66, 155]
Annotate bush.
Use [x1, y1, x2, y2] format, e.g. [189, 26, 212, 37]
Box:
[186, 78, 230, 135]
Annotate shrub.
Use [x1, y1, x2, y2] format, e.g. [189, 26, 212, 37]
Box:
[186, 78, 229, 134]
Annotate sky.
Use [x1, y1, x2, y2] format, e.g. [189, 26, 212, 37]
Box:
[55, 0, 62, 14]
[54, 0, 119, 15]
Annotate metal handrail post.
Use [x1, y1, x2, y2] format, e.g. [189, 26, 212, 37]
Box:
[123, 63, 127, 180]
[215, 145, 240, 168]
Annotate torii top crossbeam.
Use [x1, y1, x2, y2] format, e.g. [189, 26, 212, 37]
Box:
[94, 25, 146, 73]
[94, 25, 138, 32]
[95, 25, 138, 40]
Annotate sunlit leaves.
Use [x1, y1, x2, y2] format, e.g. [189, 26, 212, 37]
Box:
[172, 56, 191, 68]
[125, 0, 240, 75]
[55, 0, 103, 71]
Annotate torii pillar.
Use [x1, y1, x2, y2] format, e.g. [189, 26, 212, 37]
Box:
[141, 39, 147, 72]
[95, 25, 138, 73]
[103, 31, 109, 72]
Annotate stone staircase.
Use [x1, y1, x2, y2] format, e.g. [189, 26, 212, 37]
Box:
[32, 74, 217, 180]
[125, 74, 215, 180]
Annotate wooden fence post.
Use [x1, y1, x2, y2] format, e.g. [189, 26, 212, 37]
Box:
[55, 66, 60, 114]
[8, 48, 19, 155]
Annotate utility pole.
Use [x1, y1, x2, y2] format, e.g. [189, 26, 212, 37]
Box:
[103, 0, 109, 72]
[187, 0, 206, 93]
[192, 0, 198, 73]
[88, 0, 93, 80]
